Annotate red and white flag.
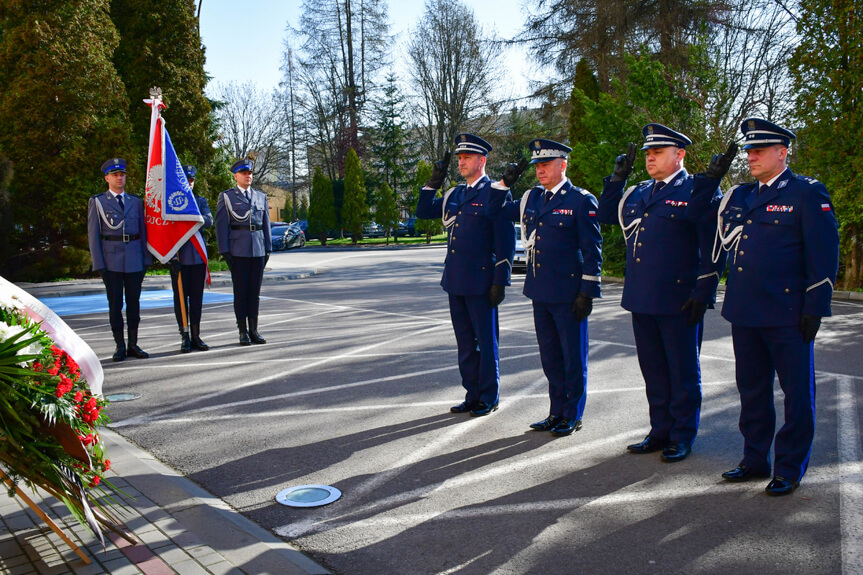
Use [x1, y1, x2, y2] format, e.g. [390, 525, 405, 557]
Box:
[144, 92, 209, 282]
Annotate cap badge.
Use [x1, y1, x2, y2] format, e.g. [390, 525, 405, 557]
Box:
[748, 120, 756, 129]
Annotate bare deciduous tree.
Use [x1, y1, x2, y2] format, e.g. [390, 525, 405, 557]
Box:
[406, 0, 502, 162]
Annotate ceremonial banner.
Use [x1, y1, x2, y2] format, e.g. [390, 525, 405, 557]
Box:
[144, 92, 208, 272]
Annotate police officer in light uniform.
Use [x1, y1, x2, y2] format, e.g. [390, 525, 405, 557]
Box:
[87, 158, 152, 361]
[170, 165, 213, 353]
[216, 159, 272, 346]
[597, 124, 727, 462]
[489, 139, 603, 436]
[416, 134, 516, 417]
[689, 118, 840, 495]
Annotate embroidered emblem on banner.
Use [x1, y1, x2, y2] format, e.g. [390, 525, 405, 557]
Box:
[766, 205, 793, 212]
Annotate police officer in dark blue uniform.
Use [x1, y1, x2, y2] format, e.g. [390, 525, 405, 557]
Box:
[416, 134, 516, 417]
[87, 158, 153, 361]
[689, 118, 840, 495]
[488, 139, 603, 436]
[216, 159, 272, 346]
[598, 124, 727, 462]
[170, 165, 213, 353]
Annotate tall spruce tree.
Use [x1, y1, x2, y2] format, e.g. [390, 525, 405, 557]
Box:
[342, 148, 368, 244]
[376, 182, 399, 245]
[0, 0, 133, 281]
[789, 0, 863, 289]
[110, 0, 214, 197]
[308, 167, 336, 245]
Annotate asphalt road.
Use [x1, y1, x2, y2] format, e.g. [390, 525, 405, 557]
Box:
[61, 246, 863, 575]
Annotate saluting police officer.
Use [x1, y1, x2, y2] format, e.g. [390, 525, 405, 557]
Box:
[689, 118, 840, 495]
[489, 139, 603, 437]
[597, 124, 727, 462]
[416, 134, 516, 417]
[216, 159, 272, 346]
[170, 165, 213, 353]
[87, 158, 152, 361]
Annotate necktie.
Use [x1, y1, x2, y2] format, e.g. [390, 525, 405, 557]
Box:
[758, 184, 766, 196]
[245, 190, 251, 203]
[117, 194, 125, 212]
[652, 181, 665, 197]
[545, 190, 553, 204]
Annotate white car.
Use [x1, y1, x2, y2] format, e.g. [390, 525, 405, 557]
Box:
[513, 225, 526, 273]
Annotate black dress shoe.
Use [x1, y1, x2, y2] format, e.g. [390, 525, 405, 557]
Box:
[180, 333, 192, 353]
[470, 402, 499, 417]
[112, 343, 126, 362]
[721, 465, 771, 482]
[530, 415, 562, 432]
[450, 401, 477, 414]
[626, 436, 667, 454]
[191, 336, 209, 351]
[239, 330, 252, 346]
[765, 476, 799, 496]
[127, 344, 149, 359]
[551, 418, 582, 436]
[249, 330, 267, 344]
[660, 442, 691, 463]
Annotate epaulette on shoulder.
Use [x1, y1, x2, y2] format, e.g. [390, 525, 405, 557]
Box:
[624, 184, 638, 194]
[574, 186, 592, 196]
[796, 174, 820, 185]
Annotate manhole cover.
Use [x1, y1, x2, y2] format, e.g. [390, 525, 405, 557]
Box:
[105, 393, 142, 402]
[275, 485, 342, 508]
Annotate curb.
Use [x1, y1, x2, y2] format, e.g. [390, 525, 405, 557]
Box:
[600, 275, 862, 301]
[102, 428, 331, 575]
[17, 270, 318, 299]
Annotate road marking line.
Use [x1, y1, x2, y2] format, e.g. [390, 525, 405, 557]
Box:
[837, 374, 863, 575]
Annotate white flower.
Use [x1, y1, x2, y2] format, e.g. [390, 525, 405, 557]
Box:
[0, 290, 25, 313]
[0, 321, 43, 366]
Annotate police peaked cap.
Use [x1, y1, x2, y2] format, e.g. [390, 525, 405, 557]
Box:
[641, 124, 692, 150]
[182, 165, 197, 179]
[231, 159, 254, 173]
[528, 139, 572, 164]
[740, 117, 795, 149]
[454, 133, 492, 156]
[101, 158, 127, 174]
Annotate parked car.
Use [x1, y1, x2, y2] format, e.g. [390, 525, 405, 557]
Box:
[294, 219, 308, 239]
[402, 217, 418, 237]
[363, 222, 383, 238]
[513, 225, 526, 273]
[270, 222, 306, 251]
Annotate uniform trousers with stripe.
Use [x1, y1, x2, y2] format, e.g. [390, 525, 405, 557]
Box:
[170, 263, 206, 329]
[731, 324, 816, 481]
[632, 313, 703, 446]
[102, 270, 145, 335]
[230, 256, 265, 325]
[532, 301, 589, 420]
[448, 294, 500, 406]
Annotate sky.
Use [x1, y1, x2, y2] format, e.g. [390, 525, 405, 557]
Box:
[199, 0, 534, 100]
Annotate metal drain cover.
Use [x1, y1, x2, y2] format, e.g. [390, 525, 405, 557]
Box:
[275, 485, 342, 508]
[105, 392, 142, 402]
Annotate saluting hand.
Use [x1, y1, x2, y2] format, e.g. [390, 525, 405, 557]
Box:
[502, 158, 529, 188]
[704, 142, 739, 180]
[572, 293, 593, 322]
[424, 150, 452, 190]
[610, 142, 637, 182]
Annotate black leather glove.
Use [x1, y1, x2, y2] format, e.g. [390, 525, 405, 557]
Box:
[571, 293, 593, 322]
[169, 259, 181, 274]
[424, 150, 452, 189]
[610, 142, 637, 182]
[96, 269, 107, 281]
[502, 158, 529, 188]
[222, 253, 233, 271]
[704, 142, 739, 180]
[800, 314, 821, 343]
[265, 253, 270, 267]
[489, 285, 505, 308]
[681, 298, 708, 327]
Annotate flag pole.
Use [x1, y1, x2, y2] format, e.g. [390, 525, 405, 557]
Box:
[177, 268, 189, 334]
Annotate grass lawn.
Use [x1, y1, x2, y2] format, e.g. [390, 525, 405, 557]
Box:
[305, 234, 447, 247]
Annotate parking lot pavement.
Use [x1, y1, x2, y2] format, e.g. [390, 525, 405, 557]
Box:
[10, 246, 863, 575]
